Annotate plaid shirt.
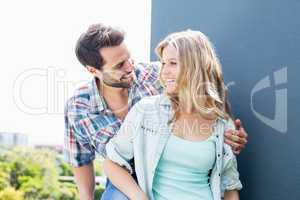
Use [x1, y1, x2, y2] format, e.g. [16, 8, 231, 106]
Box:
[64, 62, 163, 167]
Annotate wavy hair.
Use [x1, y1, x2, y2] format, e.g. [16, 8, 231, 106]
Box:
[155, 30, 232, 122]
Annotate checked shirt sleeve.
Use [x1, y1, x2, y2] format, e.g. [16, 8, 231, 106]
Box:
[136, 62, 164, 94]
[64, 96, 96, 167]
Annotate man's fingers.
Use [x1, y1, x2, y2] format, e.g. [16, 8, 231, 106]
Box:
[225, 120, 248, 154]
[232, 134, 247, 144]
[236, 127, 248, 140]
[225, 130, 247, 145]
[225, 139, 241, 149]
[235, 119, 242, 129]
[224, 139, 245, 151]
[233, 131, 248, 144]
[224, 130, 235, 138]
[233, 149, 241, 155]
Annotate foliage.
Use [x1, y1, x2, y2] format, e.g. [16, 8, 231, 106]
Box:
[0, 163, 10, 191]
[0, 187, 24, 200]
[94, 185, 105, 200]
[0, 146, 105, 200]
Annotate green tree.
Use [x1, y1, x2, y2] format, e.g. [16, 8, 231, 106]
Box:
[2, 147, 61, 199]
[58, 182, 79, 200]
[0, 147, 105, 200]
[0, 187, 24, 200]
[0, 163, 10, 191]
[94, 185, 105, 200]
[56, 155, 73, 176]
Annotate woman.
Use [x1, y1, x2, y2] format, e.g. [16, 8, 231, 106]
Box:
[104, 30, 242, 200]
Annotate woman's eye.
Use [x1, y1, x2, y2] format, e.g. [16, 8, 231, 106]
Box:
[170, 62, 177, 65]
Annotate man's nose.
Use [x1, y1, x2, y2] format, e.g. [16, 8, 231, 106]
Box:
[123, 58, 134, 73]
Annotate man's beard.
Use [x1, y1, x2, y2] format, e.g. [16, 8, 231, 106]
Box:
[104, 81, 131, 88]
[103, 74, 134, 88]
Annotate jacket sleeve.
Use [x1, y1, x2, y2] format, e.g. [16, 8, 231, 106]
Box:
[105, 101, 144, 174]
[221, 119, 243, 195]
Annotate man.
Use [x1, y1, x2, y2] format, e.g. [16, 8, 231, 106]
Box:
[64, 23, 248, 200]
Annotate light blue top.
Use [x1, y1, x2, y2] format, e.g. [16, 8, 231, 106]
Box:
[106, 94, 242, 200]
[152, 134, 215, 200]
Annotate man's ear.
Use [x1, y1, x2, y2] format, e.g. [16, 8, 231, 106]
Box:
[86, 66, 97, 74]
[86, 65, 103, 80]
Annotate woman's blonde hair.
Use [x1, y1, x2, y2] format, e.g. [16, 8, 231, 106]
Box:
[155, 30, 232, 121]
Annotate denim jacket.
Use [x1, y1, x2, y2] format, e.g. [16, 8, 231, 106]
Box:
[106, 94, 242, 200]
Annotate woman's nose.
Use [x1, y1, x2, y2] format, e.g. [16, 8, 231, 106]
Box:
[162, 65, 172, 76]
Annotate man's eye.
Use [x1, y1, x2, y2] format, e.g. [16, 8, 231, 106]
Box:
[161, 62, 166, 66]
[170, 62, 177, 65]
[116, 62, 124, 69]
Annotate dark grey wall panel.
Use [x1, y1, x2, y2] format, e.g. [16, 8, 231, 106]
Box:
[151, 0, 300, 199]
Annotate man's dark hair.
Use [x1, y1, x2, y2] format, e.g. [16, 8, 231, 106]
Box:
[75, 23, 125, 70]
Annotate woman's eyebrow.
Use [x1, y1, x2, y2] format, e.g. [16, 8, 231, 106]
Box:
[165, 58, 177, 61]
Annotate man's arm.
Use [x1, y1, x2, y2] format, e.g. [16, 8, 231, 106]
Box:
[64, 96, 98, 199]
[73, 162, 95, 200]
[103, 159, 148, 200]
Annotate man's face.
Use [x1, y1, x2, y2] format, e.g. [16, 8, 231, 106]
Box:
[99, 42, 135, 88]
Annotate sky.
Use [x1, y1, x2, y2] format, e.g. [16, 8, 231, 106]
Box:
[0, 0, 151, 146]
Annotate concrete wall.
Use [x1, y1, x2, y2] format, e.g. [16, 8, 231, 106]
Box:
[151, 0, 300, 199]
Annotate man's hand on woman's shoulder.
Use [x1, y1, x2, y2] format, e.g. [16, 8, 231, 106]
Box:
[224, 119, 248, 155]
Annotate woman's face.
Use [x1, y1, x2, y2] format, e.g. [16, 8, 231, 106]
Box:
[161, 44, 179, 94]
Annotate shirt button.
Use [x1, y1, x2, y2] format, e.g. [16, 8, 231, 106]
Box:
[218, 154, 220, 157]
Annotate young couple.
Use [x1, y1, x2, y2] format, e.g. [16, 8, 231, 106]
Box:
[64, 23, 247, 200]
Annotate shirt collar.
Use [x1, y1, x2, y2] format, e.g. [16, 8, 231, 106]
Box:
[90, 78, 107, 112]
[157, 94, 173, 115]
[90, 72, 140, 113]
[158, 94, 172, 107]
